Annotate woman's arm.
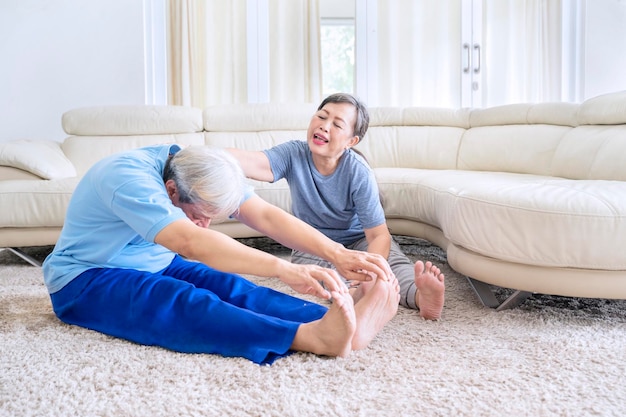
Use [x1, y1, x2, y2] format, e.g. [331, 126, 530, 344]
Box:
[235, 195, 393, 282]
[154, 218, 346, 299]
[363, 223, 392, 259]
[226, 148, 275, 182]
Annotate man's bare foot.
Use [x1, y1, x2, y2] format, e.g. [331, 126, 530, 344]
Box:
[351, 275, 400, 350]
[414, 260, 445, 320]
[290, 290, 356, 358]
[350, 277, 372, 304]
[348, 269, 379, 304]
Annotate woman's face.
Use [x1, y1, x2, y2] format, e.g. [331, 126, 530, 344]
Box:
[307, 102, 359, 161]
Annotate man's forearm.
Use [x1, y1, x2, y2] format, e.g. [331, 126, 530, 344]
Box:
[248, 203, 345, 263]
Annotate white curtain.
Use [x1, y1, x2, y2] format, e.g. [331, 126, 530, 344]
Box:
[268, 1, 322, 103]
[481, 0, 563, 106]
[168, 0, 322, 107]
[374, 0, 462, 108]
[371, 0, 564, 107]
[168, 0, 248, 107]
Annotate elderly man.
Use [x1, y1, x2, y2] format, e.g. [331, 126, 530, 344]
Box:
[43, 144, 398, 364]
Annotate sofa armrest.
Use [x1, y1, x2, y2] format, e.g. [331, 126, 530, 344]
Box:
[0, 139, 77, 180]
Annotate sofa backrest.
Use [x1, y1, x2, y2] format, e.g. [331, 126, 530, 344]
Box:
[360, 107, 469, 170]
[551, 91, 626, 181]
[202, 102, 315, 150]
[365, 91, 626, 181]
[59, 90, 626, 182]
[201, 103, 317, 209]
[61, 105, 205, 176]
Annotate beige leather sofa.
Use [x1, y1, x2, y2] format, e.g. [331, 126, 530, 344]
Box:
[2, 91, 626, 309]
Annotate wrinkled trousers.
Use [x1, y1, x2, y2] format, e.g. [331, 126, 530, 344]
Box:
[50, 255, 327, 365]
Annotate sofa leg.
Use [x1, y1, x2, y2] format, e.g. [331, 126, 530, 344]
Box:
[466, 277, 532, 311]
[6, 248, 42, 267]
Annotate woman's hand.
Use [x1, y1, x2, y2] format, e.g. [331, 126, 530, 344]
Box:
[330, 247, 394, 284]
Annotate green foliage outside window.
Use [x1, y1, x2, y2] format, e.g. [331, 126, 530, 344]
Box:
[321, 23, 355, 96]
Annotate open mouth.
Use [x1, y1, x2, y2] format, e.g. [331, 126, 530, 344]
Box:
[313, 133, 329, 144]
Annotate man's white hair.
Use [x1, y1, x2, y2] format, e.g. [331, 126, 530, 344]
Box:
[164, 146, 245, 222]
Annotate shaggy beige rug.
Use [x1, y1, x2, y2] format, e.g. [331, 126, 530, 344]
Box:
[1, 237, 626, 417]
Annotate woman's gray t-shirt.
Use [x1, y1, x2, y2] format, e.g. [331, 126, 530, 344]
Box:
[264, 140, 385, 246]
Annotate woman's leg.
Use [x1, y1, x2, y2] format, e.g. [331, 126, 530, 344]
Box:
[386, 239, 419, 309]
[380, 238, 446, 318]
[290, 250, 334, 269]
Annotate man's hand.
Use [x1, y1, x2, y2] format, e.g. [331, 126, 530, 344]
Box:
[276, 262, 349, 300]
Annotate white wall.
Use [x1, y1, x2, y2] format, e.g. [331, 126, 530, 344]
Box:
[584, 0, 626, 99]
[0, 0, 148, 143]
[1, 0, 623, 144]
[319, 0, 355, 18]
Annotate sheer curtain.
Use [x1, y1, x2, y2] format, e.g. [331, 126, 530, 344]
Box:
[268, 1, 322, 103]
[168, 0, 247, 106]
[167, 0, 322, 107]
[481, 0, 563, 106]
[373, 0, 462, 108]
[370, 0, 565, 108]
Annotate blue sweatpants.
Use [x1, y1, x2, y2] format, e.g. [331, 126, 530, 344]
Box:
[49, 255, 328, 365]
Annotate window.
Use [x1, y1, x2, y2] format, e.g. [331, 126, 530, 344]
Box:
[320, 18, 355, 96]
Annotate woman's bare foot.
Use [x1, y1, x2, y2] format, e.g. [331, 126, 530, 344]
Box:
[290, 290, 356, 358]
[351, 275, 400, 350]
[414, 261, 445, 320]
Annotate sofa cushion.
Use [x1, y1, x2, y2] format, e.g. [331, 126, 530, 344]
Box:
[578, 90, 626, 125]
[376, 168, 626, 270]
[245, 178, 292, 212]
[0, 139, 77, 179]
[361, 126, 465, 170]
[457, 124, 572, 176]
[374, 168, 453, 229]
[551, 125, 626, 181]
[444, 174, 626, 270]
[0, 177, 78, 227]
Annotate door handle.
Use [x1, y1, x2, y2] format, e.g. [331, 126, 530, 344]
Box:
[473, 44, 481, 74]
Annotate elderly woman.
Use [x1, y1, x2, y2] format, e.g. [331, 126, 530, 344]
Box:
[43, 144, 395, 364]
[228, 93, 445, 322]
